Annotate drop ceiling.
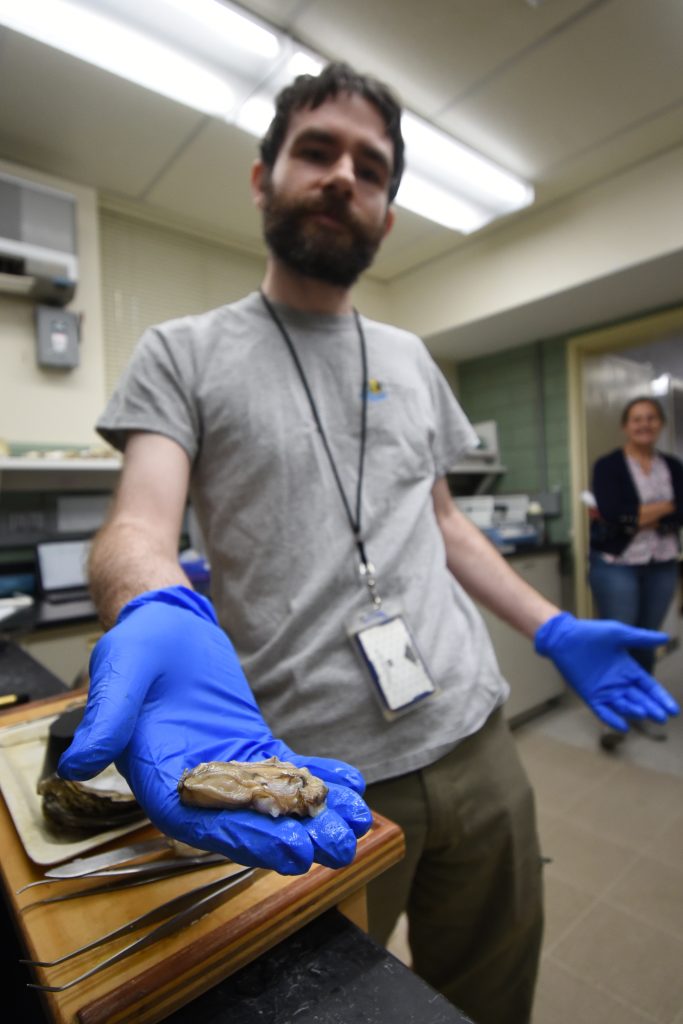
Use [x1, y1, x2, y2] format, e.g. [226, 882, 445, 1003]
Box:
[1, 0, 682, 288]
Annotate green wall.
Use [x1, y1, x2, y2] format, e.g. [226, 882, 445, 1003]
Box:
[456, 337, 571, 544]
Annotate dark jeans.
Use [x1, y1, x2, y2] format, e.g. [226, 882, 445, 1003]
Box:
[588, 555, 678, 673]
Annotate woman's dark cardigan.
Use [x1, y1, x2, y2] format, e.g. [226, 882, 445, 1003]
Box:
[590, 448, 683, 556]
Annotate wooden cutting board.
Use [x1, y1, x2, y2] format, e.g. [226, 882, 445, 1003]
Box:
[0, 693, 405, 1024]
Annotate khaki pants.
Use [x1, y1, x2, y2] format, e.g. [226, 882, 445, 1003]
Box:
[365, 709, 544, 1024]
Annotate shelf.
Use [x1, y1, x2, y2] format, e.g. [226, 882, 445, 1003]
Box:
[449, 462, 506, 474]
[0, 458, 121, 471]
[447, 463, 507, 497]
[0, 457, 121, 493]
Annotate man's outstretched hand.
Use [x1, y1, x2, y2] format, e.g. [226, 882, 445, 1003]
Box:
[58, 587, 372, 874]
[535, 612, 680, 732]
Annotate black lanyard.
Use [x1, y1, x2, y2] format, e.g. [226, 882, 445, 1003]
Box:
[259, 290, 381, 606]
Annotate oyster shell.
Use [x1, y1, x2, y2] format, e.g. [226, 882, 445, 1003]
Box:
[38, 764, 145, 834]
[178, 756, 328, 818]
[37, 706, 144, 834]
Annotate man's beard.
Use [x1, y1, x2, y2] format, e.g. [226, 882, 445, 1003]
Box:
[261, 182, 386, 287]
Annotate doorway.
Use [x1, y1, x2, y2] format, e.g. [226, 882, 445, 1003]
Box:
[567, 305, 683, 619]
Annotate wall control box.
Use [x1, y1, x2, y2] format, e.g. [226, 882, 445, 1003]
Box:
[35, 304, 80, 369]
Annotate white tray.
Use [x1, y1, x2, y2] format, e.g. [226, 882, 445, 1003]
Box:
[0, 708, 147, 865]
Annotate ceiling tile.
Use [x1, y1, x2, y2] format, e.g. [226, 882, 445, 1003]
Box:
[233, 0, 306, 31]
[287, 0, 596, 118]
[143, 120, 263, 249]
[0, 30, 204, 197]
[437, 0, 683, 179]
[534, 102, 683, 204]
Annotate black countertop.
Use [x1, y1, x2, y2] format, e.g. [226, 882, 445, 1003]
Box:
[165, 908, 473, 1024]
[0, 639, 68, 703]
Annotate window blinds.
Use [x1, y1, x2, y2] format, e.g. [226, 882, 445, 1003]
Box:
[99, 209, 264, 394]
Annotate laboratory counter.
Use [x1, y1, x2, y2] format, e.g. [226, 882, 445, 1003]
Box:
[1, 595, 97, 632]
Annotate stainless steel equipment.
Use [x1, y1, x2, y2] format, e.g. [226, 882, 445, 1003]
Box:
[455, 493, 542, 551]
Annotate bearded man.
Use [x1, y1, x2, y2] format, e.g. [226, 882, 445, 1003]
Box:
[60, 63, 678, 1024]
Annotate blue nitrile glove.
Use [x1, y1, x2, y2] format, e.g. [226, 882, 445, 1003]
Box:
[58, 586, 372, 875]
[535, 612, 680, 732]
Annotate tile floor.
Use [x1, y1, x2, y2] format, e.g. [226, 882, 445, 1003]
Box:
[387, 642, 683, 1024]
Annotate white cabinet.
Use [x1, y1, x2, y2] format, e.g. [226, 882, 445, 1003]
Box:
[477, 550, 566, 723]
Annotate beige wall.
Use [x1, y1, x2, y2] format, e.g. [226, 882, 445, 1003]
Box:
[353, 274, 392, 324]
[0, 158, 106, 448]
[98, 202, 392, 399]
[387, 143, 683, 342]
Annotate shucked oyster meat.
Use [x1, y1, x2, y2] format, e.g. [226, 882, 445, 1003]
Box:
[178, 756, 328, 818]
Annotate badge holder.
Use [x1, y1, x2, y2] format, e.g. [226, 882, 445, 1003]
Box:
[347, 563, 438, 721]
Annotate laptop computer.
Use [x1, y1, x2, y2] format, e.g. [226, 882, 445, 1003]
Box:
[35, 538, 92, 604]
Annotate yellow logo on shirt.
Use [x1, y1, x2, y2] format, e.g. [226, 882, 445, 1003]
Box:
[366, 378, 387, 401]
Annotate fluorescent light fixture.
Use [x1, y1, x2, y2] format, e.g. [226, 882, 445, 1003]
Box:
[651, 374, 670, 396]
[397, 171, 490, 235]
[401, 113, 534, 227]
[0, 0, 536, 233]
[161, 0, 280, 59]
[286, 51, 326, 79]
[0, 0, 235, 117]
[235, 51, 324, 137]
[236, 96, 276, 137]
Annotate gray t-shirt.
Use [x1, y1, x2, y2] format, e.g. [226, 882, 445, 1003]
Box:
[98, 292, 508, 783]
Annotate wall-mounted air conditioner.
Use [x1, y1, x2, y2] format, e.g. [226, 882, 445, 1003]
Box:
[0, 172, 78, 306]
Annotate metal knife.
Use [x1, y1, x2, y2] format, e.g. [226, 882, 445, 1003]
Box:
[18, 851, 229, 895]
[45, 837, 174, 879]
[18, 836, 217, 893]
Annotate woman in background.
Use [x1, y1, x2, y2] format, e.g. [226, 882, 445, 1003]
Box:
[589, 396, 683, 749]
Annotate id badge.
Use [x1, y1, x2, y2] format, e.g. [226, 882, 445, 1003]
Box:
[347, 602, 437, 720]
